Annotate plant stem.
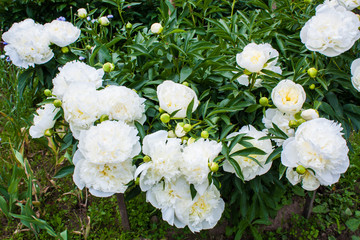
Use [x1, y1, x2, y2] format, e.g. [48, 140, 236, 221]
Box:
[116, 193, 130, 231]
[303, 189, 317, 219]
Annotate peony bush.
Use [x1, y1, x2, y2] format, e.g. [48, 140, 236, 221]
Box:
[2, 0, 360, 238]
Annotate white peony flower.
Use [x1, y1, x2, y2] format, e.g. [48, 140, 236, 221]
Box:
[62, 82, 101, 139]
[223, 125, 273, 181]
[44, 20, 80, 47]
[286, 168, 320, 191]
[176, 184, 225, 233]
[262, 108, 296, 146]
[301, 109, 319, 121]
[73, 150, 135, 197]
[236, 43, 279, 73]
[2, 19, 53, 68]
[29, 104, 59, 138]
[157, 80, 199, 118]
[98, 85, 146, 124]
[300, 4, 360, 57]
[281, 118, 349, 186]
[181, 139, 222, 194]
[351, 58, 360, 92]
[135, 130, 182, 191]
[52, 61, 104, 100]
[150, 23, 163, 34]
[333, 0, 360, 10]
[271, 80, 306, 114]
[146, 178, 192, 228]
[78, 120, 140, 165]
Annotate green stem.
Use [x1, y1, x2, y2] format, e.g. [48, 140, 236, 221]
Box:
[248, 73, 257, 91]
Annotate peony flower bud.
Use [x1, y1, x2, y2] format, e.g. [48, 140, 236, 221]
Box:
[77, 8, 88, 19]
[289, 120, 298, 128]
[86, 45, 92, 50]
[143, 155, 151, 162]
[167, 130, 176, 138]
[160, 113, 170, 123]
[201, 130, 209, 139]
[53, 99, 62, 108]
[102, 62, 115, 72]
[61, 47, 69, 53]
[44, 89, 52, 97]
[175, 122, 186, 137]
[182, 81, 189, 87]
[307, 68, 318, 78]
[183, 124, 192, 132]
[150, 23, 163, 34]
[126, 22, 133, 29]
[259, 97, 269, 106]
[296, 165, 306, 175]
[209, 162, 219, 172]
[301, 109, 319, 121]
[309, 84, 315, 90]
[99, 16, 110, 26]
[44, 129, 53, 137]
[159, 107, 164, 113]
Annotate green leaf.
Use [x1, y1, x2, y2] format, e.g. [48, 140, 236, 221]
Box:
[60, 230, 68, 240]
[53, 165, 74, 179]
[134, 121, 145, 142]
[18, 69, 33, 99]
[180, 66, 192, 83]
[230, 147, 267, 158]
[228, 157, 244, 181]
[190, 184, 197, 200]
[186, 98, 195, 120]
[12, 149, 24, 167]
[265, 146, 282, 164]
[346, 218, 360, 232]
[229, 134, 246, 152]
[0, 196, 9, 218]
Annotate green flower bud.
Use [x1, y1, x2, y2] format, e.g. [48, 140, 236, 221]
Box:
[201, 130, 209, 139]
[182, 136, 189, 142]
[44, 89, 52, 97]
[307, 67, 318, 78]
[126, 22, 133, 29]
[294, 112, 302, 120]
[44, 129, 53, 137]
[159, 107, 165, 113]
[289, 120, 298, 128]
[103, 62, 115, 73]
[296, 165, 306, 175]
[182, 81, 189, 87]
[209, 162, 219, 172]
[309, 84, 316, 90]
[297, 118, 306, 126]
[53, 99, 62, 108]
[168, 130, 176, 138]
[100, 114, 109, 122]
[304, 0, 312, 3]
[143, 155, 151, 162]
[183, 124, 192, 132]
[160, 113, 170, 123]
[86, 45, 92, 50]
[61, 47, 69, 54]
[259, 97, 269, 107]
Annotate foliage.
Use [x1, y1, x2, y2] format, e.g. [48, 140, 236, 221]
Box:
[1, 0, 360, 239]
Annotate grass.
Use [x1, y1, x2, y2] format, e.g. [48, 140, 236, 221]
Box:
[0, 56, 360, 239]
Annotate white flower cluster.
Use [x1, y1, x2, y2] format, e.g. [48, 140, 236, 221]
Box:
[300, 3, 360, 57]
[3, 18, 80, 68]
[135, 130, 224, 232]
